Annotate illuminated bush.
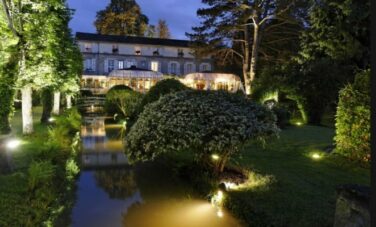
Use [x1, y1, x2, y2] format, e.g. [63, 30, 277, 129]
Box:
[334, 70, 370, 163]
[125, 90, 279, 173]
[105, 86, 143, 119]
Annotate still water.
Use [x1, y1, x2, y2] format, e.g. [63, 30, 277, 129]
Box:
[70, 117, 242, 227]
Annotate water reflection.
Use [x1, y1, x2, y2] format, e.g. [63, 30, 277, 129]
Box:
[81, 117, 127, 168]
[71, 117, 242, 227]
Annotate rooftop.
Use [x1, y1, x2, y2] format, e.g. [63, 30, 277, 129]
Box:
[76, 32, 192, 48]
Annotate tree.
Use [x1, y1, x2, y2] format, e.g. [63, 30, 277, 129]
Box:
[156, 19, 171, 39]
[1, 0, 81, 134]
[105, 86, 143, 120]
[137, 79, 189, 114]
[95, 0, 149, 36]
[299, 0, 370, 69]
[335, 70, 370, 163]
[187, 0, 307, 95]
[125, 90, 278, 173]
[145, 25, 156, 38]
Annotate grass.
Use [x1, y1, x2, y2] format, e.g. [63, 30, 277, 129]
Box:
[225, 125, 370, 227]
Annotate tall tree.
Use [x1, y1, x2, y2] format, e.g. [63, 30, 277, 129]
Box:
[1, 0, 81, 134]
[156, 19, 171, 39]
[299, 0, 370, 69]
[145, 24, 156, 38]
[95, 0, 149, 36]
[187, 0, 307, 95]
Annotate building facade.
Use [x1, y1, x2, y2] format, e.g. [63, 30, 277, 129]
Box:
[77, 32, 244, 94]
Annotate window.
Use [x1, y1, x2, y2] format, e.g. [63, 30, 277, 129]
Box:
[178, 49, 184, 57]
[171, 63, 177, 74]
[151, 61, 159, 72]
[124, 60, 137, 68]
[108, 60, 115, 72]
[84, 59, 96, 71]
[84, 43, 92, 52]
[200, 63, 211, 72]
[185, 63, 195, 74]
[118, 61, 124, 69]
[135, 47, 141, 55]
[112, 44, 119, 53]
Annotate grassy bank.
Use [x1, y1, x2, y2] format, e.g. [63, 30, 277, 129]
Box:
[0, 107, 81, 226]
[224, 125, 369, 226]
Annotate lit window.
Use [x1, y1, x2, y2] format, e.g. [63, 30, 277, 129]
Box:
[151, 61, 159, 72]
[118, 61, 124, 69]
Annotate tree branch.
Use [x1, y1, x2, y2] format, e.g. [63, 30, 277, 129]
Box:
[1, 0, 20, 37]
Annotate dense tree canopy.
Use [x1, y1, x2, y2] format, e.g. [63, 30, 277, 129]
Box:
[125, 90, 279, 172]
[95, 0, 149, 36]
[187, 0, 308, 94]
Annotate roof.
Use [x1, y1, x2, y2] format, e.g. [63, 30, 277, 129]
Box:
[108, 69, 164, 79]
[76, 32, 191, 48]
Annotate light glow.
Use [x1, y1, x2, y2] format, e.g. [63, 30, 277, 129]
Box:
[211, 154, 220, 161]
[6, 139, 21, 149]
[296, 122, 302, 126]
[217, 209, 224, 218]
[48, 117, 55, 122]
[312, 153, 321, 160]
[223, 181, 238, 190]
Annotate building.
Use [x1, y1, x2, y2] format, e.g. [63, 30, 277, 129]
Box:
[77, 32, 243, 94]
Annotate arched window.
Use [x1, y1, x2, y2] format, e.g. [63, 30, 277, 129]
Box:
[184, 62, 196, 74]
[168, 61, 180, 75]
[200, 63, 211, 72]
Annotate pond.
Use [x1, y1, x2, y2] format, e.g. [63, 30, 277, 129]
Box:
[69, 117, 242, 227]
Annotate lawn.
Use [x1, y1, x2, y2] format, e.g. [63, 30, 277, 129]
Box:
[225, 125, 370, 226]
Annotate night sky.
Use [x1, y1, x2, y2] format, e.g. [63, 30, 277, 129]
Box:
[67, 0, 205, 40]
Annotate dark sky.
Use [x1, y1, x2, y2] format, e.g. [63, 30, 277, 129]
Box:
[67, 0, 205, 40]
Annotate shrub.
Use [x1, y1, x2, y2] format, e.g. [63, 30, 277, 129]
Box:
[125, 90, 279, 173]
[334, 70, 370, 163]
[272, 106, 291, 129]
[105, 86, 143, 120]
[138, 78, 189, 113]
[28, 161, 56, 191]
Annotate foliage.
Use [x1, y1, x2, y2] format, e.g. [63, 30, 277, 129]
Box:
[334, 70, 370, 163]
[253, 59, 353, 124]
[105, 86, 143, 119]
[299, 0, 370, 68]
[0, 106, 81, 226]
[187, 0, 308, 94]
[138, 79, 189, 114]
[95, 0, 149, 36]
[28, 161, 56, 191]
[271, 105, 291, 129]
[125, 90, 279, 172]
[156, 19, 171, 39]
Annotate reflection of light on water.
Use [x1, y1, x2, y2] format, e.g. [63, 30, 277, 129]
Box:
[122, 200, 242, 227]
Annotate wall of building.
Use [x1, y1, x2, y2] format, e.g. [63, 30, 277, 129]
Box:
[79, 41, 213, 76]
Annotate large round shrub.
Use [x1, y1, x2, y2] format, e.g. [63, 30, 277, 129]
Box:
[125, 90, 279, 172]
[138, 78, 189, 113]
[105, 86, 143, 119]
[334, 70, 370, 163]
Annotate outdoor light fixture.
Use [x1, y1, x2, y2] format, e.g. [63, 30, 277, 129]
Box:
[48, 117, 55, 122]
[216, 209, 224, 218]
[312, 153, 321, 160]
[296, 122, 302, 126]
[223, 181, 237, 190]
[211, 154, 220, 161]
[6, 139, 21, 150]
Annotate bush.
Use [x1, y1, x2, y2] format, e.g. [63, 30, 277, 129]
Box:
[334, 70, 370, 163]
[272, 106, 291, 129]
[125, 90, 279, 173]
[105, 85, 143, 120]
[138, 78, 189, 113]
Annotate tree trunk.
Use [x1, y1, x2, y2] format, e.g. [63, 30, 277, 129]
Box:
[21, 85, 33, 134]
[53, 91, 60, 115]
[66, 94, 72, 109]
[249, 24, 261, 94]
[41, 88, 53, 123]
[243, 25, 251, 95]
